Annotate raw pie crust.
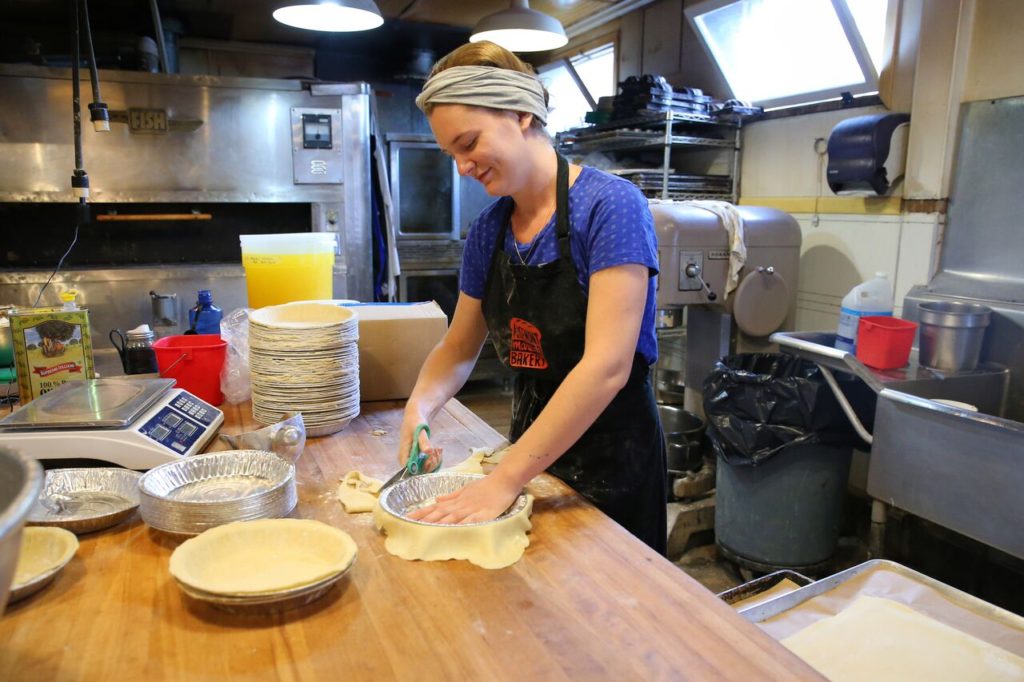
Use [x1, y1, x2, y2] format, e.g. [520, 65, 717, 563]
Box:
[169, 518, 357, 594]
[13, 527, 79, 587]
[338, 447, 531, 570]
[372, 494, 533, 570]
[782, 595, 1024, 681]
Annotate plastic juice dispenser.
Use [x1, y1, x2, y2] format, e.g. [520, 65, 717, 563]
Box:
[239, 233, 337, 308]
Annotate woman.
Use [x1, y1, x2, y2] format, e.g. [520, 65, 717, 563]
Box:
[398, 41, 667, 554]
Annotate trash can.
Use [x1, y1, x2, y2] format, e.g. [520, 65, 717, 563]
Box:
[703, 353, 865, 569]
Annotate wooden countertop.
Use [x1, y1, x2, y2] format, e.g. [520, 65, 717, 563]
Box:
[0, 400, 822, 681]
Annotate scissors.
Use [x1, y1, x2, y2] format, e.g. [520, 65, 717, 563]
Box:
[381, 424, 439, 490]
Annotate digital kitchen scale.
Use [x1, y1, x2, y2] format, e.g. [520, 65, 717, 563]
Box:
[0, 378, 224, 469]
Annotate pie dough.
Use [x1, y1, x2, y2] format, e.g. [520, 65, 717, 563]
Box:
[782, 596, 1024, 681]
[337, 471, 383, 513]
[373, 494, 533, 570]
[13, 527, 79, 587]
[169, 519, 357, 595]
[336, 446, 504, 514]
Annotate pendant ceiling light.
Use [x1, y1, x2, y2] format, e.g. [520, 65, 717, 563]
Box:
[273, 1, 384, 32]
[470, 0, 569, 52]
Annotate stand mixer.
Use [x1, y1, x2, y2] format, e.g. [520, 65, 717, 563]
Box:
[650, 202, 802, 416]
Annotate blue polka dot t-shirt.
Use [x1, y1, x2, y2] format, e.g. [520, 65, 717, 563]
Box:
[460, 165, 659, 365]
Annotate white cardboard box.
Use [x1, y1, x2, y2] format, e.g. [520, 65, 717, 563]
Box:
[349, 302, 448, 402]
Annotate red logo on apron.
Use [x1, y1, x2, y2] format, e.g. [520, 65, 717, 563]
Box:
[509, 317, 548, 369]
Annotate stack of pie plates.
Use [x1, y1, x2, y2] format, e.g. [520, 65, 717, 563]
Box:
[138, 450, 297, 536]
[169, 518, 358, 612]
[249, 302, 360, 437]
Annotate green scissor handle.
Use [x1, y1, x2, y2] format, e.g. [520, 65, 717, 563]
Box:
[405, 423, 435, 475]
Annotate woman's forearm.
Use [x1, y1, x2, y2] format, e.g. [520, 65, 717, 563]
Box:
[405, 336, 482, 422]
[404, 293, 489, 424]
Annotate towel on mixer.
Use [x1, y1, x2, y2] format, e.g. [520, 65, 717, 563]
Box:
[683, 200, 746, 300]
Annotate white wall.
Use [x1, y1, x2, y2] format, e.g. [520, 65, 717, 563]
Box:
[789, 212, 939, 330]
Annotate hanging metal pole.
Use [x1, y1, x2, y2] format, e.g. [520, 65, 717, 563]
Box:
[149, 0, 170, 73]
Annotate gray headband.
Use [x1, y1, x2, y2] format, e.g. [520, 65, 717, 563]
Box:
[415, 65, 548, 126]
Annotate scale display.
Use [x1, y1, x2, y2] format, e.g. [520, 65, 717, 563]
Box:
[0, 378, 224, 469]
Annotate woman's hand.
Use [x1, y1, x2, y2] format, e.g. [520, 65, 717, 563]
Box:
[407, 472, 522, 524]
[397, 411, 442, 472]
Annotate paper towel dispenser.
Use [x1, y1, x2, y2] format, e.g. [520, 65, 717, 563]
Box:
[827, 113, 910, 195]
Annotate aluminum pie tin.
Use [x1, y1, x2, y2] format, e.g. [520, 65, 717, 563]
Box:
[378, 472, 529, 527]
[139, 450, 297, 536]
[27, 468, 142, 534]
[175, 558, 356, 614]
[9, 527, 79, 604]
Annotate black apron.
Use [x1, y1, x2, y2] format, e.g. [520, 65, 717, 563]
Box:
[480, 155, 667, 555]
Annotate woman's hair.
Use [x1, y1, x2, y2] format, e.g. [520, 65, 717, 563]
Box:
[424, 41, 549, 129]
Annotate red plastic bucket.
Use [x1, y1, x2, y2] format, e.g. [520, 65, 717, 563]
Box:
[152, 334, 227, 405]
[856, 316, 918, 369]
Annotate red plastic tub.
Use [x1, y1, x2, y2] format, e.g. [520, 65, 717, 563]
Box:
[856, 316, 918, 369]
[152, 334, 227, 405]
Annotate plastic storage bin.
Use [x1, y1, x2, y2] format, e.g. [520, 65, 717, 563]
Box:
[240, 233, 337, 309]
[153, 334, 227, 405]
[855, 316, 917, 369]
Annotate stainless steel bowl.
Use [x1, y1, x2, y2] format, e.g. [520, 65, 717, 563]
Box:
[0, 447, 44, 613]
[28, 468, 141, 534]
[139, 451, 297, 535]
[378, 472, 529, 527]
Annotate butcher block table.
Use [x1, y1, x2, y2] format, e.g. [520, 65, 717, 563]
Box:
[0, 400, 822, 681]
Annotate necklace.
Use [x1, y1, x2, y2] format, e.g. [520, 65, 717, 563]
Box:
[513, 235, 540, 265]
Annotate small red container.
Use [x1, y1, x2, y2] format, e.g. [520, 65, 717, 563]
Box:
[152, 334, 227, 405]
[856, 316, 918, 369]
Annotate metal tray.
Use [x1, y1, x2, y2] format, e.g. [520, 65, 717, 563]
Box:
[717, 569, 813, 606]
[139, 450, 297, 536]
[28, 468, 141, 534]
[175, 559, 355, 614]
[378, 472, 529, 527]
[739, 559, 1024, 630]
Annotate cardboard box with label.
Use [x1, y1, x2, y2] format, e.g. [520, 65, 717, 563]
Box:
[349, 302, 448, 402]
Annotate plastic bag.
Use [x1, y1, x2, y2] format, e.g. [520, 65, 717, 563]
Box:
[219, 307, 252, 404]
[702, 353, 868, 466]
[220, 412, 306, 463]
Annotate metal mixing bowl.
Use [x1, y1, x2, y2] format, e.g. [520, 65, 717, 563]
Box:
[0, 447, 44, 613]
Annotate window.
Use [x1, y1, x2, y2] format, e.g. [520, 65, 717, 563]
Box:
[539, 43, 616, 134]
[685, 0, 889, 110]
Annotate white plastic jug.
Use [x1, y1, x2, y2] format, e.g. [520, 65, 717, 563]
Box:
[835, 272, 893, 352]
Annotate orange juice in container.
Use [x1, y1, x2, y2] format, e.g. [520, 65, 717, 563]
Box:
[239, 233, 337, 308]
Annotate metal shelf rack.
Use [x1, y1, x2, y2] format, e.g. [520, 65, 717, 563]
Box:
[556, 110, 744, 202]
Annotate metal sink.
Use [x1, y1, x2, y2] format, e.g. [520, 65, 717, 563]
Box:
[770, 330, 1009, 415]
[772, 330, 1024, 561]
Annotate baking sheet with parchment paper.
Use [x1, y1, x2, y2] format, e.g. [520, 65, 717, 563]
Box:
[747, 560, 1024, 657]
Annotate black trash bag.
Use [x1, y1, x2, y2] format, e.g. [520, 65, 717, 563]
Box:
[702, 353, 866, 466]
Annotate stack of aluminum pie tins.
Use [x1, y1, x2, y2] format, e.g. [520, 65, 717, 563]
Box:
[249, 302, 360, 437]
[169, 519, 358, 613]
[138, 450, 297, 535]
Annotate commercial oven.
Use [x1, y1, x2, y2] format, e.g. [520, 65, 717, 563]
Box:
[0, 64, 375, 377]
